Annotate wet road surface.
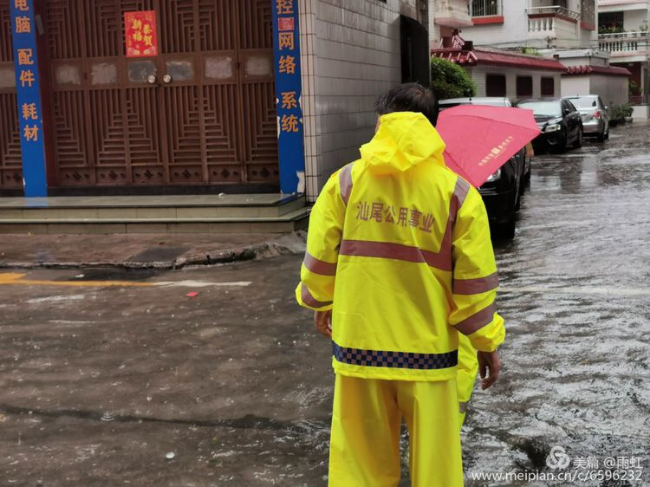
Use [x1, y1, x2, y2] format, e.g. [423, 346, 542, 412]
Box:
[1, 124, 649, 486]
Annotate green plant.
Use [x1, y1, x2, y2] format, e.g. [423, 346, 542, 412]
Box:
[598, 25, 625, 35]
[430, 57, 477, 100]
[610, 103, 633, 121]
[629, 81, 642, 97]
[520, 47, 541, 56]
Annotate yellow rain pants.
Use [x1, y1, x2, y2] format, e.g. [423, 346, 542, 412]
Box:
[329, 374, 463, 487]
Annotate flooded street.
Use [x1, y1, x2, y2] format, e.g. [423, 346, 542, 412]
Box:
[465, 123, 650, 485]
[1, 124, 649, 486]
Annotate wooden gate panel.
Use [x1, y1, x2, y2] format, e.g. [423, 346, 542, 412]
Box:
[203, 83, 241, 183]
[241, 82, 279, 182]
[46, 0, 84, 60]
[90, 88, 129, 185]
[126, 86, 166, 184]
[165, 85, 204, 183]
[46, 0, 93, 185]
[159, 0, 196, 55]
[0, 2, 23, 189]
[199, 0, 242, 184]
[51, 91, 95, 186]
[238, 0, 278, 183]
[198, 0, 236, 52]
[240, 0, 274, 50]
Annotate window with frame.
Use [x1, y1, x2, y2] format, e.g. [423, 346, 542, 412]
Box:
[486, 74, 506, 97]
[516, 76, 533, 98]
[470, 0, 502, 17]
[541, 77, 555, 97]
[599, 12, 624, 32]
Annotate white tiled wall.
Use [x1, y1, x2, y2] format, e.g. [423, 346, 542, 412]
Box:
[562, 74, 628, 106]
[300, 0, 423, 201]
[468, 65, 562, 99]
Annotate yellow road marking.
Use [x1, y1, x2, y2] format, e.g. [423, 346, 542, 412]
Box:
[0, 273, 154, 288]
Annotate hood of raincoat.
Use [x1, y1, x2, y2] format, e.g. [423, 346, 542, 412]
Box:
[359, 112, 447, 175]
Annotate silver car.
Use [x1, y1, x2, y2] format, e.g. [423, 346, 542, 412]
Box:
[563, 95, 610, 142]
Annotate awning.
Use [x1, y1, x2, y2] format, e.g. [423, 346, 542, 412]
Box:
[563, 65, 632, 77]
[432, 47, 566, 72]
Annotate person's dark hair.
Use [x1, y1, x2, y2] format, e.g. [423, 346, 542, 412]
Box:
[375, 83, 439, 127]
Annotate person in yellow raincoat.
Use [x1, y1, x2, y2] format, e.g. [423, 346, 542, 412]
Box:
[296, 83, 505, 487]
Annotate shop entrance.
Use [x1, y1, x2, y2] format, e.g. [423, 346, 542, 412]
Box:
[45, 0, 279, 189]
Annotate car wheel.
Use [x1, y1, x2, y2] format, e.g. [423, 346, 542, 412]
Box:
[515, 188, 522, 209]
[524, 158, 532, 184]
[573, 129, 583, 149]
[597, 130, 605, 142]
[604, 128, 610, 140]
[553, 130, 568, 154]
[498, 218, 516, 240]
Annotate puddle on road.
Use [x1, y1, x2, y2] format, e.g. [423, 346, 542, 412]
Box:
[59, 268, 163, 282]
[127, 246, 189, 264]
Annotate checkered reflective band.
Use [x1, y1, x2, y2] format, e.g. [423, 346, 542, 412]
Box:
[333, 343, 458, 370]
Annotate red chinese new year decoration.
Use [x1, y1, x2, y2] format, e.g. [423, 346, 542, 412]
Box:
[125, 11, 158, 58]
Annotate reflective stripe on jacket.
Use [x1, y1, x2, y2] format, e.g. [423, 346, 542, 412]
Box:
[296, 112, 505, 381]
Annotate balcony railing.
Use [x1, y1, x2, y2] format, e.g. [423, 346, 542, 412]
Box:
[599, 31, 649, 57]
[527, 6, 581, 21]
[470, 0, 503, 17]
[527, 6, 581, 37]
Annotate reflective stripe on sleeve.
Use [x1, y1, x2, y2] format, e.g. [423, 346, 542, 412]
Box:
[450, 177, 471, 225]
[333, 342, 458, 370]
[300, 283, 333, 308]
[339, 240, 452, 272]
[453, 272, 499, 295]
[303, 252, 337, 276]
[339, 163, 353, 206]
[454, 303, 496, 336]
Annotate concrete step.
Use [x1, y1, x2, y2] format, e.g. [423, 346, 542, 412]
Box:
[0, 207, 311, 235]
[0, 194, 306, 220]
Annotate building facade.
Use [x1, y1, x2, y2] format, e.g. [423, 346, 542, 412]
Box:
[0, 0, 430, 200]
[431, 0, 598, 51]
[432, 39, 566, 100]
[559, 49, 631, 105]
[597, 0, 650, 100]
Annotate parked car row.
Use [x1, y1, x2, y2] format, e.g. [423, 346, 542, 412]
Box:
[517, 95, 610, 152]
[438, 97, 530, 239]
[437, 94, 609, 239]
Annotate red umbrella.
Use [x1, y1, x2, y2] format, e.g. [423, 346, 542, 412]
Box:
[436, 105, 540, 188]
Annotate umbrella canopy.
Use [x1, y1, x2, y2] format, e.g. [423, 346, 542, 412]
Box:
[436, 105, 540, 188]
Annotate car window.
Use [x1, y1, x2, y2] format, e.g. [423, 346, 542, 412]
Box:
[517, 100, 562, 117]
[566, 101, 577, 112]
[567, 97, 597, 109]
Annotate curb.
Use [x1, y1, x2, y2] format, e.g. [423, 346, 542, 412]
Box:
[0, 233, 307, 271]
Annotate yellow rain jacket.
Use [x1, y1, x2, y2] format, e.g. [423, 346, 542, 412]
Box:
[296, 112, 505, 382]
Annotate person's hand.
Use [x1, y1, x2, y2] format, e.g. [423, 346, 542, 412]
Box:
[314, 310, 332, 338]
[477, 350, 501, 390]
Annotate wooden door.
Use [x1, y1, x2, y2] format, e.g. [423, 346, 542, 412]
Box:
[0, 1, 23, 190]
[45, 0, 278, 189]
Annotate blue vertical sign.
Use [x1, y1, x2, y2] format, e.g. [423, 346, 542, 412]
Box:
[10, 0, 48, 197]
[272, 0, 305, 195]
